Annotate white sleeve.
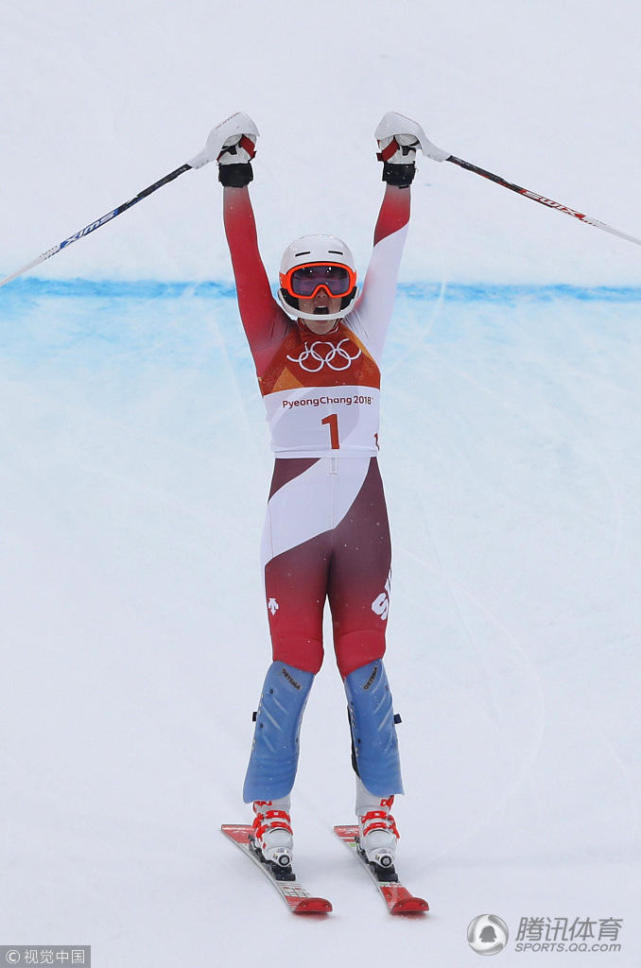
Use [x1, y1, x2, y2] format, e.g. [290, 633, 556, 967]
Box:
[348, 223, 408, 363]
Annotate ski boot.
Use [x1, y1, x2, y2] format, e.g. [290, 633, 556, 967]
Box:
[251, 797, 294, 879]
[356, 777, 400, 879]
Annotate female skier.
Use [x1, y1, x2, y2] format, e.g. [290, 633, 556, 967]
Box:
[216, 110, 426, 876]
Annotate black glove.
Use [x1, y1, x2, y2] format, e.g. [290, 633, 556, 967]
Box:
[377, 134, 419, 187]
[218, 134, 256, 187]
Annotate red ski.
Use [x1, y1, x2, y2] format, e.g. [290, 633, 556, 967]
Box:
[333, 825, 428, 915]
[221, 824, 332, 915]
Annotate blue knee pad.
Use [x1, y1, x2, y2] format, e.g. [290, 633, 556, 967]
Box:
[243, 662, 314, 803]
[345, 660, 403, 796]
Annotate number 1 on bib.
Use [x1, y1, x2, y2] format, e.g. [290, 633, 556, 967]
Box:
[321, 413, 340, 449]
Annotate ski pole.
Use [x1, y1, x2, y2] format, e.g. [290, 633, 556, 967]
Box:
[444, 153, 641, 248]
[0, 113, 258, 288]
[383, 113, 641, 248]
[0, 164, 192, 289]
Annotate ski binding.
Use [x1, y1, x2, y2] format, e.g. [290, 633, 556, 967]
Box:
[221, 824, 332, 915]
[334, 824, 428, 915]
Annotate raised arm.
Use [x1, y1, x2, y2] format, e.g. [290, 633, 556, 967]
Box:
[216, 115, 289, 375]
[223, 186, 286, 358]
[350, 115, 421, 360]
[373, 183, 411, 246]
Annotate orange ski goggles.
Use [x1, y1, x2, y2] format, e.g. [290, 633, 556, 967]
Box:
[280, 262, 357, 300]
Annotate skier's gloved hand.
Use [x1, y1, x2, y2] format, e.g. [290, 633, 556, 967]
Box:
[218, 131, 258, 188]
[375, 111, 449, 187]
[188, 112, 259, 182]
[377, 133, 420, 188]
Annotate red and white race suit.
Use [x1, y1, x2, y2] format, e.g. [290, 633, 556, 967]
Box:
[223, 183, 410, 677]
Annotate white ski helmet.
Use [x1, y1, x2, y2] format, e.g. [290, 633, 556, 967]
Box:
[278, 234, 358, 322]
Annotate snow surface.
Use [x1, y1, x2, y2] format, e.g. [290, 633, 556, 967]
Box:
[1, 1, 640, 966]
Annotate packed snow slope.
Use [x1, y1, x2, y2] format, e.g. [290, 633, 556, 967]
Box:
[1, 1, 640, 967]
[2, 0, 641, 285]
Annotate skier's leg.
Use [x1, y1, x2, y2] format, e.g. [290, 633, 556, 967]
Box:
[243, 459, 333, 864]
[261, 458, 334, 675]
[327, 457, 403, 865]
[248, 458, 331, 800]
[344, 658, 403, 796]
[328, 458, 392, 678]
[242, 660, 314, 867]
[243, 661, 315, 802]
[327, 458, 401, 792]
[246, 531, 328, 799]
[263, 540, 328, 674]
[344, 661, 403, 867]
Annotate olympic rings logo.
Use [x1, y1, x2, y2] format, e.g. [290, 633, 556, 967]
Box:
[287, 338, 362, 372]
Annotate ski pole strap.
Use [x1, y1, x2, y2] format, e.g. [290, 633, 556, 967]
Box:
[238, 134, 257, 159]
[377, 138, 401, 163]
